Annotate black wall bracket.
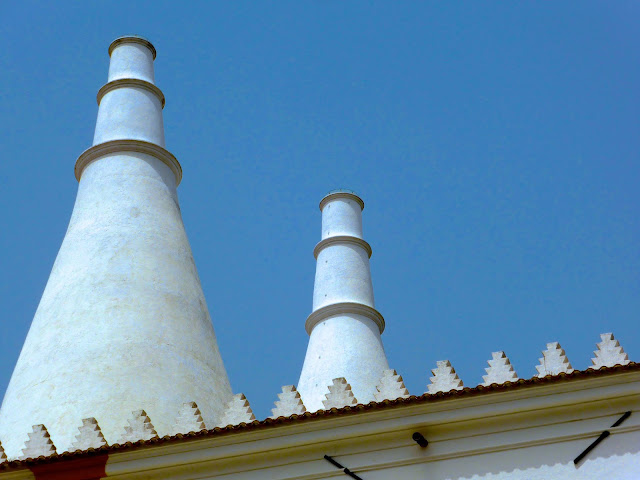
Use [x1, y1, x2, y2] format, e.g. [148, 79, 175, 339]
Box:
[412, 432, 429, 448]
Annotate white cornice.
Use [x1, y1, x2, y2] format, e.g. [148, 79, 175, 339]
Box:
[74, 139, 182, 185]
[305, 301, 385, 334]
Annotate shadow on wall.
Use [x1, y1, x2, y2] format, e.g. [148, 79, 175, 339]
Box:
[419, 428, 640, 480]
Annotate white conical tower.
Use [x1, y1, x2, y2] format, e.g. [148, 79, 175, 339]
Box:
[297, 190, 390, 411]
[0, 36, 233, 458]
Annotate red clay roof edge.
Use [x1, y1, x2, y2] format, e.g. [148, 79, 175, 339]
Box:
[1, 362, 637, 470]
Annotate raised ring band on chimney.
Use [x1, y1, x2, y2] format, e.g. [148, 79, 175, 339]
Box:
[97, 79, 166, 108]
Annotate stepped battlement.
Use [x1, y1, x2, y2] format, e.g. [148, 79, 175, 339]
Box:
[0, 332, 631, 463]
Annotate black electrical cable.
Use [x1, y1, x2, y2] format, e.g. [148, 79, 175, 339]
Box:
[574, 411, 631, 465]
[324, 455, 364, 480]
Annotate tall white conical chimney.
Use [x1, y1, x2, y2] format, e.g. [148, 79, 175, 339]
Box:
[297, 190, 390, 411]
[0, 36, 232, 458]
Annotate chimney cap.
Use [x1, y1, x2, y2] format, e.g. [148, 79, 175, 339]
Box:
[109, 35, 157, 60]
[320, 189, 364, 211]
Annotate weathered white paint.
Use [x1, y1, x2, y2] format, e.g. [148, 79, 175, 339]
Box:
[298, 191, 390, 411]
[93, 83, 165, 146]
[0, 36, 233, 458]
[218, 394, 255, 427]
[299, 308, 386, 410]
[271, 385, 306, 418]
[591, 333, 630, 368]
[322, 377, 358, 409]
[108, 37, 156, 83]
[173, 402, 206, 435]
[95, 36, 164, 146]
[19, 425, 56, 460]
[482, 351, 518, 386]
[120, 410, 157, 443]
[70, 417, 107, 451]
[536, 342, 574, 377]
[374, 369, 410, 402]
[319, 192, 364, 240]
[312, 243, 375, 310]
[428, 360, 464, 394]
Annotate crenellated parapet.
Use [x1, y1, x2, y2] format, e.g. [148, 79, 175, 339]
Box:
[482, 351, 519, 386]
[173, 402, 207, 435]
[271, 386, 307, 419]
[428, 360, 464, 393]
[218, 394, 256, 427]
[0, 332, 633, 462]
[591, 333, 630, 369]
[21, 425, 57, 460]
[374, 369, 410, 402]
[536, 342, 574, 377]
[323, 378, 358, 410]
[71, 418, 108, 451]
[119, 410, 158, 444]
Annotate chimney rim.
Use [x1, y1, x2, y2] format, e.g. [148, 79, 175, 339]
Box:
[320, 189, 364, 211]
[109, 35, 157, 60]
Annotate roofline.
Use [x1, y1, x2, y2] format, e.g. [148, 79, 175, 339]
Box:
[1, 362, 638, 470]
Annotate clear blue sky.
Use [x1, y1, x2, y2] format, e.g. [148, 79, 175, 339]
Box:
[1, 2, 638, 420]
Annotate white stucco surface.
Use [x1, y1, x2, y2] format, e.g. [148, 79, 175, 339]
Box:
[0, 37, 232, 458]
[93, 86, 165, 147]
[298, 192, 390, 411]
[298, 313, 389, 411]
[320, 194, 364, 240]
[0, 152, 232, 458]
[420, 428, 640, 480]
[312, 244, 375, 310]
[108, 42, 155, 83]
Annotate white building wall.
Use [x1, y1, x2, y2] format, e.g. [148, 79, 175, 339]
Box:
[37, 372, 630, 480]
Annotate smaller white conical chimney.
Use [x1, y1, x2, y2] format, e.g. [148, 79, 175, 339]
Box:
[297, 191, 390, 411]
[93, 36, 164, 147]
